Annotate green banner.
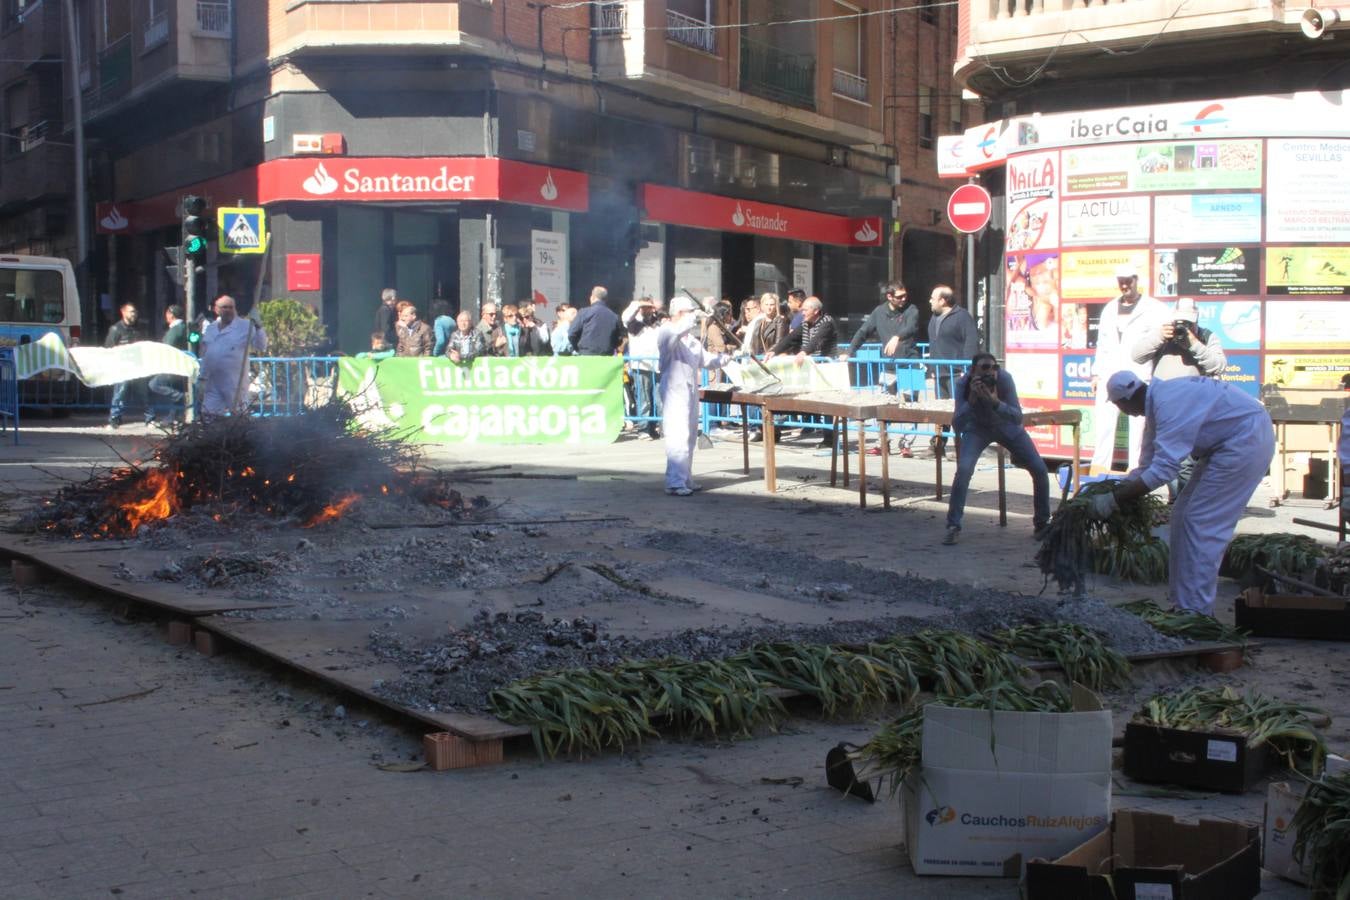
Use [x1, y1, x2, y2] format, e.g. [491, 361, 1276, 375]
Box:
[337, 357, 626, 444]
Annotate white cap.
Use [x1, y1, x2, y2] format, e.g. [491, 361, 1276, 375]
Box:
[1174, 297, 1198, 323]
[670, 296, 697, 315]
[1106, 371, 1144, 403]
[1114, 263, 1138, 279]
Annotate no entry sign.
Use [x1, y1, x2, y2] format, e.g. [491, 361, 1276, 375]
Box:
[947, 184, 993, 233]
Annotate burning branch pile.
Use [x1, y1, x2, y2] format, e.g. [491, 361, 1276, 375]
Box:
[25, 403, 466, 538]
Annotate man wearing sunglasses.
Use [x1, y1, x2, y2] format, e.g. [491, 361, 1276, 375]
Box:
[942, 352, 1050, 545]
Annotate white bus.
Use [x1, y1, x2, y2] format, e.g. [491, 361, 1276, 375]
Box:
[0, 254, 81, 348]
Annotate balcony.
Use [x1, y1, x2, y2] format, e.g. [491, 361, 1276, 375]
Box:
[0, 131, 71, 209]
[959, 0, 1318, 97]
[144, 11, 171, 51]
[740, 36, 815, 110]
[832, 68, 867, 103]
[271, 1, 492, 58]
[666, 10, 715, 54]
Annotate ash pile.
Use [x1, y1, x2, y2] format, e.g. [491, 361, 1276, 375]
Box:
[20, 403, 471, 539]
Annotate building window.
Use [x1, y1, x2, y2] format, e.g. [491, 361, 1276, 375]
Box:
[831, 2, 867, 102]
[919, 0, 937, 25]
[918, 85, 933, 149]
[4, 0, 34, 28]
[102, 0, 129, 46]
[3, 81, 27, 158]
[950, 92, 963, 134]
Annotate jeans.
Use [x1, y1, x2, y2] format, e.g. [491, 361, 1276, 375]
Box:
[147, 374, 187, 420]
[109, 378, 150, 423]
[632, 369, 660, 434]
[946, 425, 1051, 530]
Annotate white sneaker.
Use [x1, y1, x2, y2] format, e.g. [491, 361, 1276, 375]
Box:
[666, 486, 693, 497]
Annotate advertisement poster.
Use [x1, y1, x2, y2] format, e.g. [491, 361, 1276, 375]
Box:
[1153, 194, 1262, 245]
[1060, 249, 1151, 299]
[633, 241, 664, 304]
[1265, 247, 1350, 295]
[336, 357, 626, 444]
[1061, 353, 1096, 401]
[1264, 300, 1350, 349]
[1133, 141, 1263, 192]
[1266, 139, 1350, 242]
[529, 230, 568, 308]
[1061, 196, 1150, 246]
[1005, 151, 1060, 251]
[1196, 300, 1261, 350]
[1264, 353, 1350, 390]
[792, 257, 814, 294]
[1220, 354, 1261, 398]
[1062, 144, 1135, 195]
[1005, 352, 1060, 399]
[1154, 249, 1178, 297]
[673, 258, 721, 300]
[1005, 253, 1060, 348]
[1176, 246, 1260, 296]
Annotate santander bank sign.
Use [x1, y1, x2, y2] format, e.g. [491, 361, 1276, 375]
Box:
[256, 157, 589, 211]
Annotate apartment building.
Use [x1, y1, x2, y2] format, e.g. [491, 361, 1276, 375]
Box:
[1, 0, 971, 349]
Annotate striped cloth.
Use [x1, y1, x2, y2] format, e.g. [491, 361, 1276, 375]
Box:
[14, 333, 199, 386]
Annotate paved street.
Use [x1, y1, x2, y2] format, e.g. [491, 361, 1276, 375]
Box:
[0, 418, 1329, 897]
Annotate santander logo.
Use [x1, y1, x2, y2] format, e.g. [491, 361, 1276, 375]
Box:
[540, 172, 558, 201]
[731, 203, 746, 227]
[730, 202, 787, 233]
[99, 205, 129, 231]
[303, 162, 339, 195]
[854, 220, 878, 242]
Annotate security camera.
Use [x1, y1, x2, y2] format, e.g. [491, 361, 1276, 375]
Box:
[1301, 7, 1342, 38]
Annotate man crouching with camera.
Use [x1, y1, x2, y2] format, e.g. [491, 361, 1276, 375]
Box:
[1131, 297, 1227, 500]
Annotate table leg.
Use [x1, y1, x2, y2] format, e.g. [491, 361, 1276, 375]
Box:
[830, 417, 840, 487]
[881, 422, 891, 509]
[1274, 423, 1286, 505]
[858, 420, 868, 509]
[997, 448, 1007, 527]
[1072, 423, 1081, 494]
[935, 433, 948, 501]
[741, 403, 750, 475]
[765, 409, 778, 493]
[842, 418, 850, 488]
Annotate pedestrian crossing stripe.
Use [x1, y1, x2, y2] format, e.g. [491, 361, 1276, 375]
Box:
[217, 207, 267, 255]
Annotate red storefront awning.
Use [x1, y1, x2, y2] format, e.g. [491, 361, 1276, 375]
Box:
[95, 157, 590, 234]
[640, 184, 882, 247]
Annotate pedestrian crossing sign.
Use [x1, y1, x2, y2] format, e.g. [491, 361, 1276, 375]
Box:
[217, 207, 267, 254]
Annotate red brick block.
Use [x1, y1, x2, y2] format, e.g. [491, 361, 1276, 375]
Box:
[11, 560, 46, 586]
[1199, 648, 1245, 673]
[166, 621, 193, 645]
[194, 629, 224, 656]
[423, 732, 503, 770]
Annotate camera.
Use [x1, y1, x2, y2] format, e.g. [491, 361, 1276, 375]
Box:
[979, 372, 998, 388]
[1171, 320, 1193, 345]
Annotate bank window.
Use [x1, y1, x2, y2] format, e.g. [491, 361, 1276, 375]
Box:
[832, 2, 862, 76]
[102, 0, 129, 46]
[918, 85, 933, 149]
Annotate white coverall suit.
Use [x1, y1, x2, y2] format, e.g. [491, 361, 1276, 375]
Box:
[200, 318, 268, 417]
[1129, 376, 1274, 615]
[657, 317, 728, 491]
[1092, 294, 1165, 471]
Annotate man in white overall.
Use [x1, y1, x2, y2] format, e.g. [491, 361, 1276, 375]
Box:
[199, 295, 269, 417]
[658, 297, 730, 496]
[1090, 265, 1165, 472]
[1089, 371, 1273, 616]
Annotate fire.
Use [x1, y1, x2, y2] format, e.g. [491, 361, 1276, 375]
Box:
[303, 493, 359, 528]
[121, 469, 179, 531]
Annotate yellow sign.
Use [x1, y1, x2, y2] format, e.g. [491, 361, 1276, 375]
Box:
[1059, 249, 1151, 300]
[1265, 247, 1350, 295]
[217, 207, 267, 255]
[1264, 353, 1350, 390]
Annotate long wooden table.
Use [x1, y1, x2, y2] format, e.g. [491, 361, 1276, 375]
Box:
[700, 388, 1082, 520]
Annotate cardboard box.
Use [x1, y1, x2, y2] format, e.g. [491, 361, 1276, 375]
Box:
[1024, 810, 1260, 900]
[1263, 754, 1350, 885]
[1123, 722, 1272, 793]
[1235, 587, 1350, 641]
[903, 687, 1112, 877]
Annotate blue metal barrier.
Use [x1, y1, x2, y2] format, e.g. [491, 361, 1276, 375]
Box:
[0, 348, 18, 444]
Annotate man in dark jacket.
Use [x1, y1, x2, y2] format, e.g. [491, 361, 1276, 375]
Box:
[148, 304, 189, 423]
[841, 282, 920, 455]
[373, 288, 398, 348]
[568, 285, 624, 356]
[926, 285, 980, 457]
[105, 302, 152, 428]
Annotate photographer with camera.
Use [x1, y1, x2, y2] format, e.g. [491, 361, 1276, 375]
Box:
[623, 297, 665, 438]
[1131, 297, 1226, 500]
[941, 352, 1051, 545]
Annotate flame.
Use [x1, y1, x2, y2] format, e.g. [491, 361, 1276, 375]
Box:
[303, 493, 359, 528]
[121, 469, 179, 531]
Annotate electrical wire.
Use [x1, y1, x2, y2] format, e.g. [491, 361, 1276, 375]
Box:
[572, 0, 960, 35]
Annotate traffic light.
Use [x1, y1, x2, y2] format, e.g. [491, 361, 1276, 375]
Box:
[182, 195, 208, 264]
